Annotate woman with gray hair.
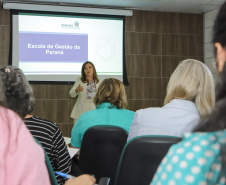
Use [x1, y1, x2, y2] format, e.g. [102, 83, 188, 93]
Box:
[0, 66, 72, 185]
[0, 73, 51, 185]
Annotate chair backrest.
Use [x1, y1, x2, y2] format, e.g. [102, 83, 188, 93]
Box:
[34, 137, 58, 185]
[114, 136, 182, 185]
[78, 125, 128, 185]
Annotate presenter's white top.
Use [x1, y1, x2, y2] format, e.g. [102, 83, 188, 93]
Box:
[127, 99, 200, 141]
[69, 77, 101, 120]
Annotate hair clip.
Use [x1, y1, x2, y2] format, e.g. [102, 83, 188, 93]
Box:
[5, 68, 10, 73]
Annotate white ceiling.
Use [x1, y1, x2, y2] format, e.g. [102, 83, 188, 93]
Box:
[1, 0, 225, 13]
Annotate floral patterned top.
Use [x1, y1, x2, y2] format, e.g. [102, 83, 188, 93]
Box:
[86, 81, 97, 99]
[151, 130, 226, 185]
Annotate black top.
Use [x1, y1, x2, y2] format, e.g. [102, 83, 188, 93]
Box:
[24, 116, 71, 185]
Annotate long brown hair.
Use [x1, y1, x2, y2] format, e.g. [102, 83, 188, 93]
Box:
[81, 61, 99, 83]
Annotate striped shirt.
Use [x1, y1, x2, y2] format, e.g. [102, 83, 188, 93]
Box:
[24, 116, 71, 185]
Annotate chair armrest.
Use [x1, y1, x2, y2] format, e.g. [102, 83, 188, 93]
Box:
[98, 177, 110, 185]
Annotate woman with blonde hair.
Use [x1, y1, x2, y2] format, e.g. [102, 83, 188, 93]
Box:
[164, 59, 215, 118]
[128, 59, 215, 141]
[71, 78, 135, 148]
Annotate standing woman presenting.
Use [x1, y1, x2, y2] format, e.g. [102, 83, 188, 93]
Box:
[69, 61, 101, 123]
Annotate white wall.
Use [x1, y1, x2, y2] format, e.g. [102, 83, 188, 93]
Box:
[204, 9, 219, 84]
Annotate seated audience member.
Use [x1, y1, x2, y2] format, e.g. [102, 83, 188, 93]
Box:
[151, 3, 226, 184]
[1, 104, 96, 185]
[71, 78, 135, 148]
[128, 59, 215, 141]
[0, 66, 71, 185]
[0, 104, 50, 184]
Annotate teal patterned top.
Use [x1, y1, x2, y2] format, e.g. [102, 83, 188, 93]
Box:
[151, 130, 226, 185]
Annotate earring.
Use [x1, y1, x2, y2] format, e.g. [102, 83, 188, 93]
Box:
[212, 60, 217, 69]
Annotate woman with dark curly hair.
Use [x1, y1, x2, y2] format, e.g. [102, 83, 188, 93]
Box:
[0, 74, 50, 185]
[151, 2, 226, 184]
[0, 66, 71, 185]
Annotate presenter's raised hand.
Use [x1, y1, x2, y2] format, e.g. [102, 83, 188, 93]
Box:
[76, 84, 83, 94]
[65, 175, 96, 185]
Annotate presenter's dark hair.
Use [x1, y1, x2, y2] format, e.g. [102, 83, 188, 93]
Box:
[195, 1, 226, 132]
[94, 78, 127, 109]
[0, 66, 35, 117]
[81, 61, 99, 83]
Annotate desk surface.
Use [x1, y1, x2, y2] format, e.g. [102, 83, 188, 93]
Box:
[64, 137, 79, 158]
[64, 137, 71, 145]
[68, 147, 79, 158]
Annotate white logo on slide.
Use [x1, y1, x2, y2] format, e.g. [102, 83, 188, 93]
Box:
[74, 21, 79, 27]
[96, 38, 115, 60]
